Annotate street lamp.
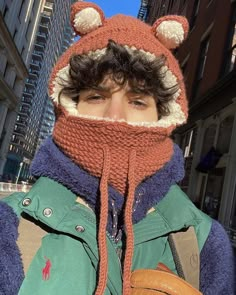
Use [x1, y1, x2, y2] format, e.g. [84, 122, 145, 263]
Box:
[15, 162, 23, 184]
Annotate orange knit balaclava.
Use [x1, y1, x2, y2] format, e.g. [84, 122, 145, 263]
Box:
[48, 2, 189, 294]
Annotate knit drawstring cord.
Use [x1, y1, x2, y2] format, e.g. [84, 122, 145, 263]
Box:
[95, 146, 111, 295]
[95, 148, 136, 295]
[123, 149, 137, 295]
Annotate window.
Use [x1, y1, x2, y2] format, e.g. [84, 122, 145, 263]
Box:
[13, 29, 18, 41]
[201, 124, 216, 157]
[3, 61, 9, 77]
[197, 37, 209, 80]
[179, 0, 188, 15]
[207, 0, 214, 7]
[179, 128, 197, 192]
[223, 5, 236, 75]
[181, 57, 189, 77]
[18, 0, 25, 19]
[3, 5, 8, 19]
[192, 36, 210, 99]
[32, 0, 36, 11]
[26, 20, 31, 40]
[181, 128, 197, 158]
[45, 2, 53, 8]
[21, 46, 25, 56]
[168, 0, 174, 12]
[202, 168, 225, 219]
[229, 44, 236, 72]
[137, 0, 149, 21]
[216, 116, 234, 154]
[190, 0, 200, 30]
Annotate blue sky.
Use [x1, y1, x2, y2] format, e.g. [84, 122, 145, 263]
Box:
[90, 0, 141, 17]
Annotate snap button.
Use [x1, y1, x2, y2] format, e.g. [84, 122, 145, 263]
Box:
[75, 225, 85, 233]
[43, 208, 53, 217]
[22, 198, 32, 207]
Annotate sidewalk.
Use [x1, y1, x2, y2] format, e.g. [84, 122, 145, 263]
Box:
[0, 182, 31, 199]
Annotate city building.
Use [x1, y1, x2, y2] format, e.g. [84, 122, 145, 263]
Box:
[140, 0, 236, 240]
[137, 0, 149, 21]
[3, 0, 75, 182]
[0, 0, 44, 181]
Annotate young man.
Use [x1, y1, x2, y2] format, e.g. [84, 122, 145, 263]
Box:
[0, 2, 234, 294]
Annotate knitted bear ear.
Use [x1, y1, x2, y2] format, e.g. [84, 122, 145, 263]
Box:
[152, 15, 189, 49]
[71, 1, 105, 36]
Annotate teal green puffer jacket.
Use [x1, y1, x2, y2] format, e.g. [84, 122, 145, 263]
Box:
[3, 177, 211, 295]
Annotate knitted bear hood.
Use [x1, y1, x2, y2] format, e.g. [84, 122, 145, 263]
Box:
[49, 1, 189, 134]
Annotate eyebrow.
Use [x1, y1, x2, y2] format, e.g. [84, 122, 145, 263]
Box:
[92, 85, 150, 95]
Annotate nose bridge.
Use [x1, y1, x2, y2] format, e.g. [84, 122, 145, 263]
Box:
[105, 91, 126, 120]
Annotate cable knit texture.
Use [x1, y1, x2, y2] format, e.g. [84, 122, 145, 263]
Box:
[0, 201, 24, 295]
[53, 107, 174, 195]
[31, 137, 185, 232]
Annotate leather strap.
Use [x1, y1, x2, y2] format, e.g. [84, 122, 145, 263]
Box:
[168, 226, 200, 290]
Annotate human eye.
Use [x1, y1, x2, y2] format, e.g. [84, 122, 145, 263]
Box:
[86, 94, 104, 102]
[79, 90, 105, 104]
[129, 96, 148, 109]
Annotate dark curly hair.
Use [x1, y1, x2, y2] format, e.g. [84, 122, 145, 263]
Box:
[59, 40, 179, 117]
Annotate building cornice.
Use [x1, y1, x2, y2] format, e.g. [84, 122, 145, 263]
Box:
[0, 13, 28, 79]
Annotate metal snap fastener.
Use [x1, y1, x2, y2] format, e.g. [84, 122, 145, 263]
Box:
[75, 225, 85, 233]
[43, 208, 53, 217]
[22, 198, 32, 207]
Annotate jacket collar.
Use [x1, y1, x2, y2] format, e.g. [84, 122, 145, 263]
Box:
[31, 137, 185, 234]
[15, 178, 203, 245]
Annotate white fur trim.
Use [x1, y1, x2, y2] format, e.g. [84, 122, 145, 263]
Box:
[51, 66, 70, 104]
[74, 8, 102, 35]
[50, 103, 186, 128]
[87, 48, 106, 59]
[156, 20, 184, 49]
[156, 100, 186, 127]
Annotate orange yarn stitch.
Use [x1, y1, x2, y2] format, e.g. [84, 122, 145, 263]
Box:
[49, 13, 188, 130]
[123, 150, 137, 295]
[95, 146, 110, 295]
[53, 107, 174, 196]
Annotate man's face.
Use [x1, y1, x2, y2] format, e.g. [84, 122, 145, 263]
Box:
[77, 77, 158, 123]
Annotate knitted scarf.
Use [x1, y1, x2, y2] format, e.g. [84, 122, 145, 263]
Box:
[52, 109, 179, 293]
[53, 108, 174, 196]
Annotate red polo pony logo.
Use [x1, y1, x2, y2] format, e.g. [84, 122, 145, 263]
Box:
[42, 257, 52, 280]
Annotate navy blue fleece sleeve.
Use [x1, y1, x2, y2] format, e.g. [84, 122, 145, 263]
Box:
[200, 219, 235, 294]
[0, 201, 24, 294]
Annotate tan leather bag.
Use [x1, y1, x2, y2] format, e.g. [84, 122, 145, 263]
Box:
[130, 269, 202, 295]
[130, 226, 202, 295]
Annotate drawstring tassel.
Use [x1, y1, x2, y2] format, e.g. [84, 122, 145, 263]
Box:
[95, 146, 111, 295]
[123, 149, 137, 295]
